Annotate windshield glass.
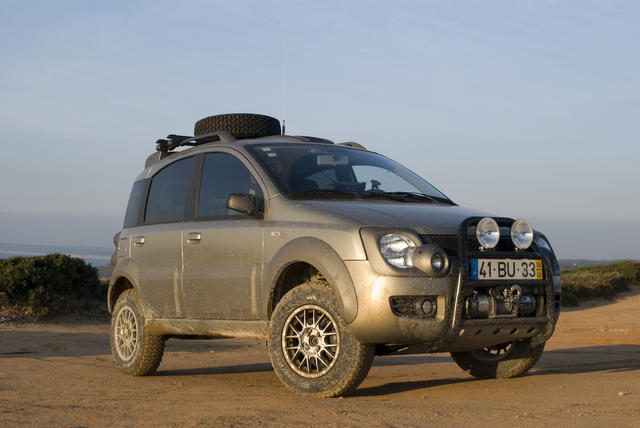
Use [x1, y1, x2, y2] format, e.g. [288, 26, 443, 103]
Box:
[247, 144, 453, 204]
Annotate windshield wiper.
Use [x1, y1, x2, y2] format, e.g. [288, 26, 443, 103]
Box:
[382, 192, 456, 205]
[288, 189, 456, 205]
[288, 189, 359, 200]
[358, 192, 413, 202]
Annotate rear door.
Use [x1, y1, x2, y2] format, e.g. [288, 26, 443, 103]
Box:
[130, 156, 194, 318]
[181, 151, 265, 320]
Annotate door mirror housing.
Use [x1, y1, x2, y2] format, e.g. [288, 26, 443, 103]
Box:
[226, 193, 258, 216]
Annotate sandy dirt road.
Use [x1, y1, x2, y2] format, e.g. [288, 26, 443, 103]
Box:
[1, 289, 639, 427]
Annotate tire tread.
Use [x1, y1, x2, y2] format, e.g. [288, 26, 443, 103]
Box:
[194, 113, 281, 139]
[111, 289, 165, 376]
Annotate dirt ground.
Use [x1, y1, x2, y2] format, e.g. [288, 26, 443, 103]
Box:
[1, 289, 639, 427]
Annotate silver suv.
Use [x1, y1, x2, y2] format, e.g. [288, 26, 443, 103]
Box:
[109, 113, 560, 397]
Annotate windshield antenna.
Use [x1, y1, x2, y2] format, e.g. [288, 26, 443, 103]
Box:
[281, 0, 289, 135]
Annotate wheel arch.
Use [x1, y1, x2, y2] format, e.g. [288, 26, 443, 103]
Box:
[107, 274, 136, 314]
[265, 237, 358, 323]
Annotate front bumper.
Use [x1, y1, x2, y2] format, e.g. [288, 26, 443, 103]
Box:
[346, 217, 558, 353]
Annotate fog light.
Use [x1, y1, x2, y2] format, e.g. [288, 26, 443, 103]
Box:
[421, 299, 435, 316]
[412, 244, 450, 277]
[390, 296, 437, 319]
[431, 253, 445, 272]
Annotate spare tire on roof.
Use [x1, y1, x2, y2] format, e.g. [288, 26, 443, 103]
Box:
[194, 113, 281, 139]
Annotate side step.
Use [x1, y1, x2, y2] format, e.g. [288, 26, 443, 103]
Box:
[146, 318, 268, 340]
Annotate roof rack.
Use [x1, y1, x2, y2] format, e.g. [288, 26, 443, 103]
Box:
[145, 131, 236, 168]
[339, 141, 366, 150]
[252, 135, 334, 144]
[155, 131, 236, 152]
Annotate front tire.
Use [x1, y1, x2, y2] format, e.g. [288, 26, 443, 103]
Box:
[110, 289, 165, 376]
[451, 340, 545, 379]
[268, 278, 374, 397]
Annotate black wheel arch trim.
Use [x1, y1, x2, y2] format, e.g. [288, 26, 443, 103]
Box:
[264, 237, 359, 324]
[107, 268, 138, 313]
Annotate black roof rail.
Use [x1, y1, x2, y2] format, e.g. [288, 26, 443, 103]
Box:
[252, 135, 334, 144]
[145, 131, 237, 168]
[155, 131, 236, 152]
[339, 141, 366, 150]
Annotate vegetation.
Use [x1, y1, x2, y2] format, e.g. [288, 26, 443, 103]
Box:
[1, 254, 637, 318]
[560, 260, 640, 306]
[0, 254, 108, 320]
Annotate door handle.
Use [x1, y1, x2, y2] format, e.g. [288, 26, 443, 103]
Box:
[187, 232, 202, 243]
[134, 236, 145, 246]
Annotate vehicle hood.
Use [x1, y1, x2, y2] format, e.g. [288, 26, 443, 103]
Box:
[304, 201, 493, 235]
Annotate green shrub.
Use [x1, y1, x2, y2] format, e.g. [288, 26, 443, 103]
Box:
[0, 254, 108, 319]
[560, 260, 640, 302]
[560, 291, 579, 307]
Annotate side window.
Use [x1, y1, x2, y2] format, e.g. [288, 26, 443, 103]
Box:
[123, 179, 148, 228]
[198, 153, 263, 218]
[145, 157, 193, 224]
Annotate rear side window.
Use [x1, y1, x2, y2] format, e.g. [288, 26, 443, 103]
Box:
[123, 179, 148, 228]
[145, 157, 194, 224]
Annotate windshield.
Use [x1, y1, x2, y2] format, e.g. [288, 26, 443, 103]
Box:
[247, 144, 454, 204]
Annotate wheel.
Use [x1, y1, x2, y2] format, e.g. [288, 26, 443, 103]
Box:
[110, 289, 165, 376]
[268, 278, 374, 397]
[451, 340, 545, 379]
[194, 113, 281, 139]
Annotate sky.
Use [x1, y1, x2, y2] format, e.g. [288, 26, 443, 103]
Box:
[0, 0, 638, 259]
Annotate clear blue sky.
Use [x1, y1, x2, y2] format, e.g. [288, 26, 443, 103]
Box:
[0, 0, 638, 259]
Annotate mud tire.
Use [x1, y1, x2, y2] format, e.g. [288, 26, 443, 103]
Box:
[268, 278, 374, 397]
[451, 340, 545, 379]
[110, 289, 165, 376]
[194, 113, 281, 139]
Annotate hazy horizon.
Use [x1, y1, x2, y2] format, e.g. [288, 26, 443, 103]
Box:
[1, 1, 638, 259]
[0, 210, 637, 261]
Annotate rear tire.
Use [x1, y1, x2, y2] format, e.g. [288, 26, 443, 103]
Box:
[194, 113, 281, 139]
[451, 340, 545, 379]
[110, 289, 165, 376]
[268, 278, 374, 397]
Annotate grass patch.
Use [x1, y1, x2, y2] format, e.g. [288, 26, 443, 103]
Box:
[561, 260, 640, 305]
[0, 254, 108, 321]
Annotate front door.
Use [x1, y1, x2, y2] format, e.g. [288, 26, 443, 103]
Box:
[181, 152, 265, 319]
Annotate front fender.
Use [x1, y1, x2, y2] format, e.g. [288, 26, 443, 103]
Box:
[264, 237, 358, 323]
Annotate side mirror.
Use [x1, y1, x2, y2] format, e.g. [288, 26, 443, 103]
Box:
[226, 193, 258, 216]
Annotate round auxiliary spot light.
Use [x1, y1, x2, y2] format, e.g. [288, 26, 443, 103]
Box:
[511, 219, 534, 250]
[476, 217, 500, 249]
[431, 253, 445, 272]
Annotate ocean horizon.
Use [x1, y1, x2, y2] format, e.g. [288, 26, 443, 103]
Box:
[0, 242, 112, 266]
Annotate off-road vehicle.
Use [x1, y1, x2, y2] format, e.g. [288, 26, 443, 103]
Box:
[109, 113, 560, 397]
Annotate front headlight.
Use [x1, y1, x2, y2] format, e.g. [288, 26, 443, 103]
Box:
[476, 217, 500, 249]
[511, 219, 533, 250]
[379, 233, 417, 268]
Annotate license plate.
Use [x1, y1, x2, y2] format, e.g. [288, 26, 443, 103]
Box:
[470, 259, 543, 280]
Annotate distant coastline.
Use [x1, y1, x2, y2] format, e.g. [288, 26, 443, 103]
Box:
[1, 241, 634, 273]
[0, 242, 112, 266]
